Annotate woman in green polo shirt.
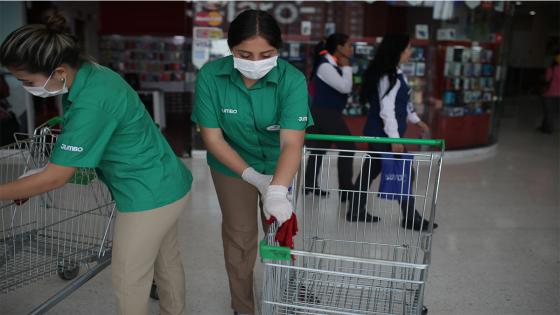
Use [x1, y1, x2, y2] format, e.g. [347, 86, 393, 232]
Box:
[0, 14, 192, 315]
[192, 10, 313, 315]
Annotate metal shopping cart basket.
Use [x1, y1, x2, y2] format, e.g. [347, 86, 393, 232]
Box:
[260, 134, 444, 315]
[0, 117, 115, 314]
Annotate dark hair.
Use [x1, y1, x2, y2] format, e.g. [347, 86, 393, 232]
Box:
[309, 33, 350, 79]
[325, 33, 349, 55]
[361, 33, 410, 104]
[310, 39, 326, 79]
[0, 12, 83, 75]
[227, 10, 283, 49]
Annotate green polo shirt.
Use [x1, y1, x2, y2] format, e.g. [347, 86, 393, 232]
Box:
[192, 56, 313, 177]
[50, 62, 193, 212]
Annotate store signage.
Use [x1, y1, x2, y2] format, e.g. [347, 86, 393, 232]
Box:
[227, 2, 303, 25]
[193, 27, 224, 40]
[194, 11, 224, 27]
[192, 39, 210, 70]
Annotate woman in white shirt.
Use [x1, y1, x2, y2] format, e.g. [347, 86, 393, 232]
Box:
[351, 33, 438, 231]
[304, 33, 358, 213]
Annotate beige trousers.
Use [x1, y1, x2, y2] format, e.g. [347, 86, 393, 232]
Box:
[111, 193, 189, 315]
[211, 170, 269, 315]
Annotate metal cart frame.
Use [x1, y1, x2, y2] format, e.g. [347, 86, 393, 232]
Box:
[261, 134, 445, 315]
[1, 118, 115, 314]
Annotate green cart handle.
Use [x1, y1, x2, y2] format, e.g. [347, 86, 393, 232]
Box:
[305, 134, 445, 150]
[260, 240, 292, 261]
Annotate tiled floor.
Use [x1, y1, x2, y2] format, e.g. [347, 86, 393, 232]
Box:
[1, 96, 558, 314]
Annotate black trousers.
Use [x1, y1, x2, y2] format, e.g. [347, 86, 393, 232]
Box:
[304, 107, 356, 191]
[350, 142, 417, 218]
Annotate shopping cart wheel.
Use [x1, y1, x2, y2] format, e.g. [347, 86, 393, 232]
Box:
[150, 280, 159, 300]
[422, 305, 428, 315]
[57, 263, 80, 280]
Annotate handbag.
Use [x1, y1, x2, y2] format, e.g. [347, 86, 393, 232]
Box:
[378, 153, 413, 200]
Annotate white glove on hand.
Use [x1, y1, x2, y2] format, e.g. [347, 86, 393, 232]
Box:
[14, 166, 46, 205]
[242, 167, 272, 195]
[19, 166, 47, 179]
[263, 185, 293, 225]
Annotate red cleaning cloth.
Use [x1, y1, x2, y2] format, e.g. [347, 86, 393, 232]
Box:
[265, 213, 298, 249]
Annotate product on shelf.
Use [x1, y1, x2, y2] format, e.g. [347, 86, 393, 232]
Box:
[99, 35, 191, 91]
[439, 43, 499, 115]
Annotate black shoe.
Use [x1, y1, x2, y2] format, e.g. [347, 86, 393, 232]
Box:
[340, 191, 350, 202]
[346, 212, 380, 222]
[401, 217, 438, 231]
[305, 187, 329, 196]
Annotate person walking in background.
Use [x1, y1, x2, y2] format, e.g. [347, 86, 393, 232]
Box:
[304, 33, 356, 204]
[539, 49, 560, 134]
[350, 33, 437, 230]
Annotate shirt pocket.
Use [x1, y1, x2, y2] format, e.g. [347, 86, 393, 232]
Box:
[251, 89, 280, 132]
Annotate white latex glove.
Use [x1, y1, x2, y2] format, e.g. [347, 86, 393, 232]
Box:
[19, 166, 47, 179]
[14, 166, 46, 205]
[263, 185, 293, 225]
[241, 167, 272, 195]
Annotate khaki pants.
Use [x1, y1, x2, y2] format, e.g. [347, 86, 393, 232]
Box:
[211, 170, 268, 314]
[112, 193, 189, 315]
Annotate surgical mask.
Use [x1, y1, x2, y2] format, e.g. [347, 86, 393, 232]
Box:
[233, 56, 278, 80]
[22, 71, 68, 98]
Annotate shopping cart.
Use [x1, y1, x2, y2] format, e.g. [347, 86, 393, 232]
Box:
[260, 134, 444, 315]
[0, 118, 115, 314]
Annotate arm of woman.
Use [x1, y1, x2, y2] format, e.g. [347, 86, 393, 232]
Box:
[201, 126, 274, 196]
[0, 163, 75, 200]
[316, 62, 353, 94]
[199, 127, 248, 176]
[379, 76, 401, 138]
[270, 129, 305, 187]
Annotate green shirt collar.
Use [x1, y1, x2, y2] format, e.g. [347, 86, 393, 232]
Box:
[67, 62, 94, 103]
[216, 55, 280, 86]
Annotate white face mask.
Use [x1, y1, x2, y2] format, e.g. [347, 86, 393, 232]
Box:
[233, 55, 278, 80]
[22, 71, 68, 98]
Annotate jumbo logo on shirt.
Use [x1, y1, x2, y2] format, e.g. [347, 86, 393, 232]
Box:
[222, 108, 238, 114]
[60, 144, 84, 152]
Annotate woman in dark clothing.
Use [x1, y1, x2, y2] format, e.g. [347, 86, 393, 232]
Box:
[304, 33, 356, 207]
[349, 33, 438, 230]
